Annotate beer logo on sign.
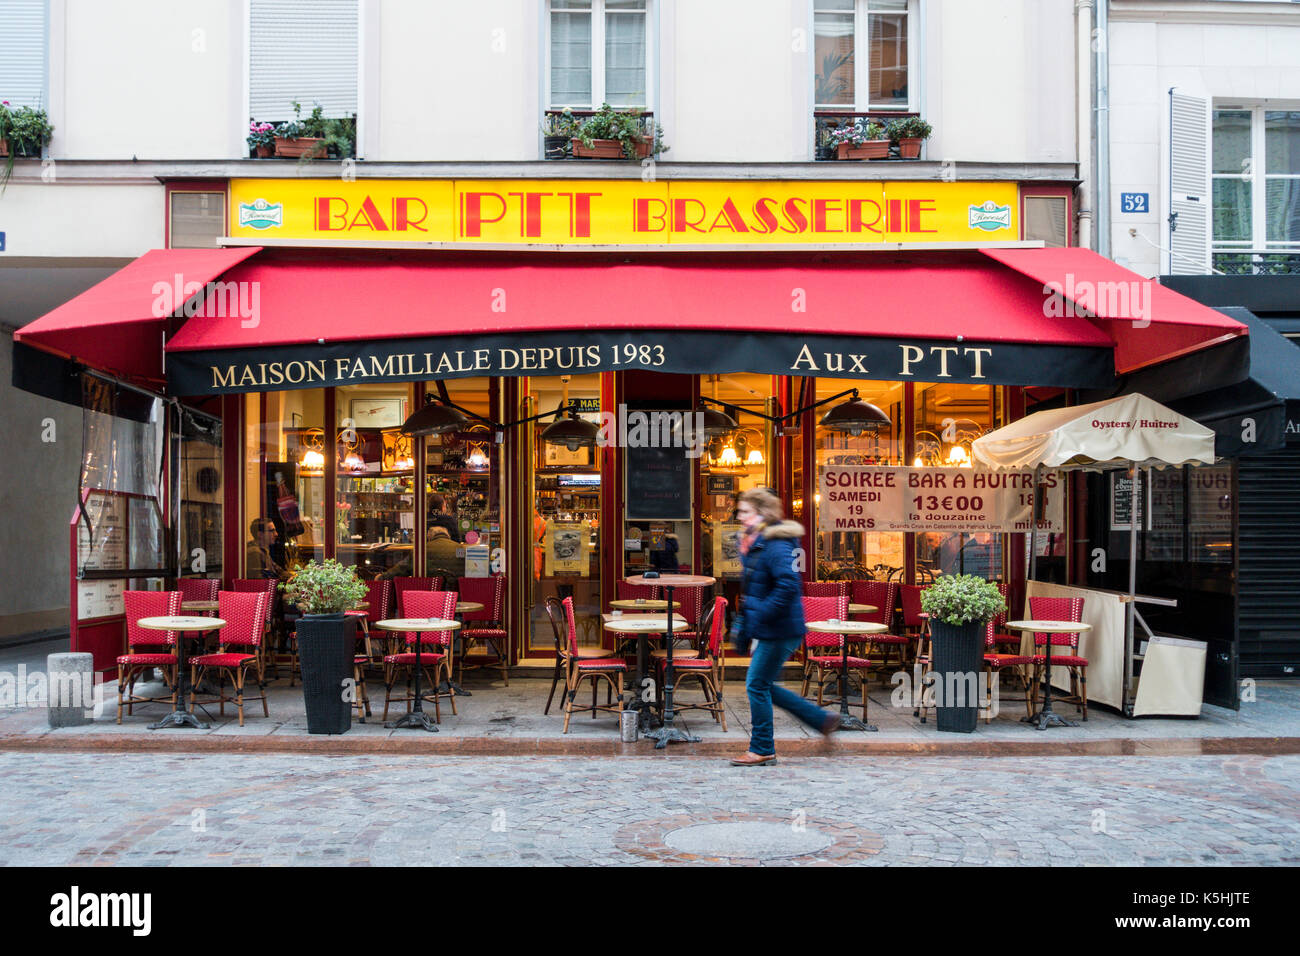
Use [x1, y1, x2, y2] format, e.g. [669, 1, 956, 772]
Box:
[968, 200, 1012, 232]
[238, 198, 283, 230]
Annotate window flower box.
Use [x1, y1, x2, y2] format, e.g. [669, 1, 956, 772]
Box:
[836, 139, 890, 160]
[571, 136, 653, 159]
[274, 135, 326, 159]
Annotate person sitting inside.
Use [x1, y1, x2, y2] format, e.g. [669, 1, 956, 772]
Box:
[245, 518, 288, 580]
[425, 524, 463, 589]
[427, 495, 460, 542]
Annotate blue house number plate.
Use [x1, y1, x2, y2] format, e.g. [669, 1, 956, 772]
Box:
[1120, 193, 1149, 214]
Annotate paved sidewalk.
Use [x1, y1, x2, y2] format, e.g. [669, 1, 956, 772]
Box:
[0, 751, 1296, 866]
[2, 668, 1297, 755]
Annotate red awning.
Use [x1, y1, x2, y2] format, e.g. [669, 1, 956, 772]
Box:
[166, 251, 1114, 353]
[981, 247, 1247, 373]
[14, 247, 261, 382]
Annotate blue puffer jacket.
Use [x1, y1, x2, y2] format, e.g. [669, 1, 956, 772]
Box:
[738, 520, 806, 642]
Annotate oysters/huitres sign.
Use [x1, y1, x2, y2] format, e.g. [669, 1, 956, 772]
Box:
[817, 466, 1065, 533]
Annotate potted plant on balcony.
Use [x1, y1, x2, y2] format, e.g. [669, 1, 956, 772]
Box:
[273, 101, 331, 159]
[887, 116, 933, 159]
[572, 102, 666, 159]
[281, 558, 368, 734]
[247, 119, 276, 158]
[543, 107, 581, 159]
[827, 118, 890, 160]
[920, 574, 1007, 733]
[1, 102, 53, 189]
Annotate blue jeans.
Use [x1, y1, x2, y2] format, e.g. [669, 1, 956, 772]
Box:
[746, 635, 830, 756]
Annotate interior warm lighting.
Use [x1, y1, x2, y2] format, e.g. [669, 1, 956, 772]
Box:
[717, 445, 740, 467]
[913, 455, 923, 468]
[300, 449, 325, 473]
[745, 448, 765, 466]
[343, 452, 366, 472]
[814, 492, 821, 505]
[466, 444, 490, 469]
[947, 445, 971, 467]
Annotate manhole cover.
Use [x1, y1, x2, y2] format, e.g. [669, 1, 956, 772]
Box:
[664, 821, 832, 859]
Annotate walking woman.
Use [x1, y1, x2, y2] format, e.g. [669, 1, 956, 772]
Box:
[730, 488, 837, 766]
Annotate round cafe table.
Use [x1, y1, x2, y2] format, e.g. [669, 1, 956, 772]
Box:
[608, 599, 680, 612]
[1004, 620, 1091, 730]
[624, 573, 714, 749]
[805, 619, 888, 732]
[374, 617, 462, 732]
[136, 615, 226, 730]
[603, 613, 690, 734]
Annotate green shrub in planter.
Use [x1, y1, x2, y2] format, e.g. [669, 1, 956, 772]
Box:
[281, 560, 367, 733]
[921, 574, 1007, 732]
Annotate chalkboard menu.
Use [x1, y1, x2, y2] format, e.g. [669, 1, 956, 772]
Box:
[626, 444, 692, 520]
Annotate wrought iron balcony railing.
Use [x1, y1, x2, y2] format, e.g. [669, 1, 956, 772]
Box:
[542, 108, 656, 160]
[813, 110, 920, 161]
[1212, 250, 1300, 276]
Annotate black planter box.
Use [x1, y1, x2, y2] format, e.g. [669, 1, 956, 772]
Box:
[929, 620, 985, 733]
[296, 614, 358, 734]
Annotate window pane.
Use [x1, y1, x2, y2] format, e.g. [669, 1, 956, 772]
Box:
[551, 11, 592, 106]
[551, 0, 591, 8]
[1265, 178, 1300, 244]
[1212, 109, 1251, 175]
[815, 0, 854, 10]
[605, 10, 646, 107]
[867, 13, 908, 108]
[169, 192, 225, 249]
[868, 0, 908, 10]
[1213, 177, 1253, 242]
[1189, 465, 1232, 565]
[1265, 111, 1300, 176]
[815, 12, 855, 107]
[1023, 196, 1069, 248]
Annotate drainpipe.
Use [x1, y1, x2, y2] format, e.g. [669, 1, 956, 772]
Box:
[1076, 0, 1094, 251]
[1095, 0, 1111, 258]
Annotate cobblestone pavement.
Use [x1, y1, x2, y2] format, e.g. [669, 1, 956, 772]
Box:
[0, 752, 1296, 866]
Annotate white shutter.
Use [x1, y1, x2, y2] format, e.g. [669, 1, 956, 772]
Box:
[1168, 91, 1210, 275]
[0, 0, 48, 108]
[250, 0, 358, 122]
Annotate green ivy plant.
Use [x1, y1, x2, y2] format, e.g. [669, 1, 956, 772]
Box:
[280, 559, 368, 616]
[887, 116, 933, 142]
[1, 102, 53, 189]
[575, 102, 667, 159]
[276, 100, 356, 161]
[920, 574, 1007, 627]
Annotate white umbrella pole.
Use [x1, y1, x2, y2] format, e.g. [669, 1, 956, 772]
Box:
[1124, 465, 1140, 716]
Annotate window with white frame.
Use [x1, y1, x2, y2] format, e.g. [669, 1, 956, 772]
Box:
[548, 0, 649, 109]
[249, 0, 358, 123]
[1212, 106, 1300, 268]
[0, 0, 47, 109]
[814, 0, 912, 112]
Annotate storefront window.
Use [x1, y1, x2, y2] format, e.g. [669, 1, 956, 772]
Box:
[529, 373, 603, 654]
[334, 384, 415, 581]
[422, 377, 503, 588]
[912, 382, 1004, 581]
[698, 374, 774, 584]
[813, 378, 904, 580]
[244, 389, 327, 579]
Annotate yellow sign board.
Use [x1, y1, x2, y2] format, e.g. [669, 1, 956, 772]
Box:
[230, 179, 1020, 246]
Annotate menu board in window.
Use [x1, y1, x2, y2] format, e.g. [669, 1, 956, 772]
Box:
[625, 444, 692, 520]
[1110, 471, 1151, 531]
[77, 491, 128, 572]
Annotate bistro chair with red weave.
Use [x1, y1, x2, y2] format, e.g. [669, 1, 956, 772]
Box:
[1027, 596, 1089, 720]
[349, 578, 393, 668]
[393, 576, 444, 602]
[803, 581, 850, 600]
[799, 594, 848, 690]
[665, 596, 729, 730]
[851, 580, 907, 672]
[232, 578, 280, 678]
[382, 589, 458, 723]
[189, 590, 270, 726]
[988, 582, 1021, 648]
[650, 584, 709, 665]
[981, 616, 1035, 723]
[458, 574, 510, 685]
[559, 596, 626, 733]
[543, 597, 617, 715]
[177, 577, 219, 604]
[116, 590, 183, 724]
